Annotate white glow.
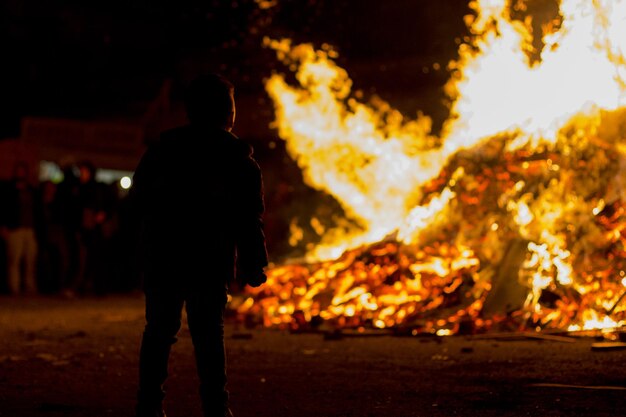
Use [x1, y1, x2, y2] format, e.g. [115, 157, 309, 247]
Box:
[120, 176, 132, 190]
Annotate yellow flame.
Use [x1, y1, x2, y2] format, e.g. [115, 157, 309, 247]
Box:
[445, 0, 626, 148]
[265, 37, 450, 261]
[568, 309, 623, 331]
[254, 0, 626, 333]
[266, 0, 626, 263]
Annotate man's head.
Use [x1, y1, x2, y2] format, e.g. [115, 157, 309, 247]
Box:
[10, 161, 30, 190]
[184, 74, 236, 131]
[78, 161, 96, 184]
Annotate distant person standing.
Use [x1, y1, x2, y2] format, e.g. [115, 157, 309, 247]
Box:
[75, 161, 111, 294]
[0, 162, 41, 294]
[38, 180, 66, 293]
[55, 163, 82, 294]
[132, 74, 268, 417]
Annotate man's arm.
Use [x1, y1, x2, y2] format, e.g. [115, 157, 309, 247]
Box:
[129, 144, 161, 216]
[234, 156, 269, 287]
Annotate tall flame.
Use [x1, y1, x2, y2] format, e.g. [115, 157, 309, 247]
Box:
[445, 0, 626, 146]
[265, 38, 446, 260]
[249, 0, 626, 333]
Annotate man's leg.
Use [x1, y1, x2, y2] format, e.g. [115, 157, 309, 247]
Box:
[63, 229, 80, 293]
[185, 291, 230, 417]
[137, 288, 184, 416]
[6, 229, 25, 294]
[23, 228, 38, 294]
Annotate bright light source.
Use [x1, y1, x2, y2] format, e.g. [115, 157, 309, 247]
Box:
[120, 176, 132, 189]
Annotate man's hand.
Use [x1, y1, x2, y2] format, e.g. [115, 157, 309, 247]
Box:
[237, 268, 267, 288]
[247, 271, 267, 288]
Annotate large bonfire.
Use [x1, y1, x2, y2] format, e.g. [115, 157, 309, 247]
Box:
[236, 0, 626, 334]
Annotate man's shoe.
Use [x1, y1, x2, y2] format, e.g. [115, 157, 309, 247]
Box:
[203, 406, 233, 417]
[136, 403, 166, 417]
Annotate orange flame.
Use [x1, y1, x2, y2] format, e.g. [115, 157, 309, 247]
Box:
[243, 0, 626, 333]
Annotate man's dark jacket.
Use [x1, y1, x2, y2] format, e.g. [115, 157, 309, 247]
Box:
[131, 125, 268, 291]
[0, 181, 43, 231]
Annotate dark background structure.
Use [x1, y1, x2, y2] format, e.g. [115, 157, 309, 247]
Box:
[0, 0, 472, 138]
[1, 0, 479, 261]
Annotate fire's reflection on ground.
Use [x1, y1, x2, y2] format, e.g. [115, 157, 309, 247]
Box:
[1, 295, 625, 417]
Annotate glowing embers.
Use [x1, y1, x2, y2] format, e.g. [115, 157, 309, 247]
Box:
[238, 241, 482, 332]
[238, 123, 626, 333]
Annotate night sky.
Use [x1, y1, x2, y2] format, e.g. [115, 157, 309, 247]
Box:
[1, 0, 474, 139]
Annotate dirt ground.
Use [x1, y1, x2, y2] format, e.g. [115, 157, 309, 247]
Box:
[1, 295, 626, 417]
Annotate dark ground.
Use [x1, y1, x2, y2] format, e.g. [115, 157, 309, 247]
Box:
[1, 296, 625, 417]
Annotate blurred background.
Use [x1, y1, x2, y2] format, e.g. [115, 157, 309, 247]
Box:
[0, 0, 475, 295]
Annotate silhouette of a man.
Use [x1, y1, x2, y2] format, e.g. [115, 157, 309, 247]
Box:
[0, 162, 41, 294]
[132, 74, 268, 417]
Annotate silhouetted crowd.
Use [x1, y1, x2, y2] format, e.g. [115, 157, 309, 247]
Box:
[0, 161, 140, 296]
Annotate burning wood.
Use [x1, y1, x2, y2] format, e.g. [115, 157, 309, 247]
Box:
[236, 0, 626, 334]
[237, 129, 626, 334]
[237, 240, 481, 333]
